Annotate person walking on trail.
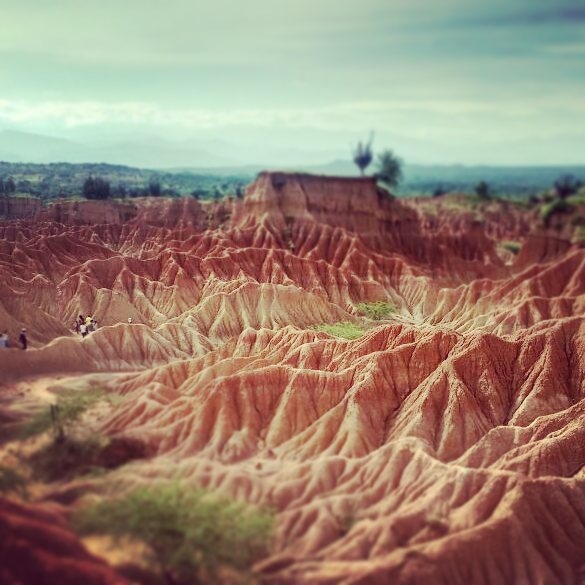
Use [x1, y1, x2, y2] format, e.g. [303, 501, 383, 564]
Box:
[0, 330, 8, 348]
[18, 328, 27, 350]
[80, 322, 88, 338]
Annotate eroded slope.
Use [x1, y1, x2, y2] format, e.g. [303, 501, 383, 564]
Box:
[1, 173, 584, 584]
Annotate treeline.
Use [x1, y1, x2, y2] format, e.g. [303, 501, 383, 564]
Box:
[81, 175, 246, 200]
[0, 176, 16, 195]
[0, 162, 252, 201]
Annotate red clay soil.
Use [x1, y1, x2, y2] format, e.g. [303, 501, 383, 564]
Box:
[0, 497, 128, 585]
[1, 172, 585, 585]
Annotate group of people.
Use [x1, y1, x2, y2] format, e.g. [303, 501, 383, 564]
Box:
[74, 314, 99, 337]
[0, 328, 28, 350]
[0, 314, 132, 349]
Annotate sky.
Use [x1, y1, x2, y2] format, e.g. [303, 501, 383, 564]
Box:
[0, 0, 584, 166]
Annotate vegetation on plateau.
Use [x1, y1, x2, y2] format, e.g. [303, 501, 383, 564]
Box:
[74, 484, 274, 585]
[375, 150, 403, 189]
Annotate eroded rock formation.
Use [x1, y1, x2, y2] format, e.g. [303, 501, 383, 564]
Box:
[1, 173, 584, 584]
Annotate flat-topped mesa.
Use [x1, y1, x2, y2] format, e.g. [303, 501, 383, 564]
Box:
[235, 171, 416, 236]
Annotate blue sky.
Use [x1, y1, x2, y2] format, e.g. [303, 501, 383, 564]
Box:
[0, 0, 583, 165]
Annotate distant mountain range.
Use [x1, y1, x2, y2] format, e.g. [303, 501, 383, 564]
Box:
[0, 129, 347, 169]
[0, 129, 583, 195]
[0, 129, 235, 168]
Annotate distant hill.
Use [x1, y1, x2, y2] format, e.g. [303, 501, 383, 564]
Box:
[0, 130, 237, 168]
[0, 133, 584, 199]
[176, 160, 585, 196]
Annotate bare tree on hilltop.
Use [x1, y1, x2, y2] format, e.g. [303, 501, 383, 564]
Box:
[352, 134, 374, 176]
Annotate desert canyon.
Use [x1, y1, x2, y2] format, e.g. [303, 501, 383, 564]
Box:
[1, 172, 585, 585]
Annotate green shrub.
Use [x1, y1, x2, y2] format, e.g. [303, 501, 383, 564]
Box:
[0, 465, 28, 498]
[355, 301, 396, 320]
[74, 484, 274, 585]
[540, 199, 570, 225]
[28, 434, 106, 482]
[502, 241, 521, 255]
[313, 322, 366, 340]
[19, 388, 105, 440]
[27, 434, 148, 483]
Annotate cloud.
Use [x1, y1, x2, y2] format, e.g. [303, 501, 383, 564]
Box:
[460, 4, 585, 27]
[1, 96, 583, 138]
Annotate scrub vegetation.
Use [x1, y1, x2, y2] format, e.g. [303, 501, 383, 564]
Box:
[74, 484, 274, 585]
[19, 388, 105, 440]
[312, 322, 367, 340]
[355, 301, 397, 320]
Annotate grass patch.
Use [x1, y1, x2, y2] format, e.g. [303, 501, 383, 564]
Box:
[19, 388, 105, 440]
[74, 484, 274, 585]
[313, 322, 366, 340]
[355, 301, 397, 320]
[0, 465, 28, 498]
[502, 241, 521, 255]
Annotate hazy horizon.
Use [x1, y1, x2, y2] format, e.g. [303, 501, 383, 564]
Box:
[1, 0, 584, 167]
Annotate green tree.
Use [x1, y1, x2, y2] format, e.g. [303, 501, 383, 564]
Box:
[554, 174, 581, 199]
[74, 484, 274, 585]
[83, 175, 111, 200]
[115, 183, 128, 198]
[375, 150, 402, 189]
[352, 136, 374, 176]
[148, 178, 162, 197]
[475, 180, 491, 201]
[4, 176, 16, 194]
